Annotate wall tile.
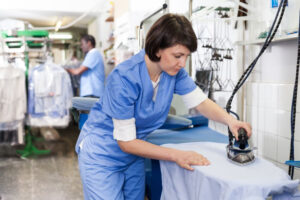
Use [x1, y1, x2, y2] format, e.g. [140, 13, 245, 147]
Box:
[294, 168, 300, 182]
[277, 110, 291, 139]
[258, 83, 265, 107]
[277, 136, 291, 163]
[294, 113, 300, 142]
[257, 130, 264, 156]
[246, 84, 252, 106]
[249, 130, 258, 148]
[258, 108, 265, 132]
[297, 86, 300, 112]
[264, 108, 277, 135]
[247, 83, 259, 106]
[295, 141, 300, 161]
[246, 106, 259, 131]
[264, 84, 278, 109]
[277, 84, 293, 111]
[262, 132, 278, 161]
[246, 105, 252, 124]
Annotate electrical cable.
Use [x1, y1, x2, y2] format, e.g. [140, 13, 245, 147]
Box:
[288, 11, 300, 179]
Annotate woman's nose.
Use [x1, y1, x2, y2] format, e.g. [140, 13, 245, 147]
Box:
[179, 57, 187, 68]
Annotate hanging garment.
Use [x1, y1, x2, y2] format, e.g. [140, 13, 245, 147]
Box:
[27, 61, 73, 127]
[0, 66, 26, 130]
[160, 142, 300, 200]
[63, 59, 81, 96]
[75, 49, 206, 199]
[0, 130, 18, 144]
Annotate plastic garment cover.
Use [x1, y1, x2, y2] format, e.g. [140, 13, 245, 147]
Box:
[0, 18, 28, 31]
[160, 142, 300, 200]
[63, 59, 81, 95]
[0, 66, 26, 130]
[27, 61, 73, 127]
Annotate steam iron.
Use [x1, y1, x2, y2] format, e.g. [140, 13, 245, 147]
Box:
[226, 128, 256, 165]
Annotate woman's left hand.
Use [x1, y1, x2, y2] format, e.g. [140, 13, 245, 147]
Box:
[228, 119, 252, 140]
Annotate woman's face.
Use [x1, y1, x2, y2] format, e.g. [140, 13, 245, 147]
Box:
[156, 44, 190, 76]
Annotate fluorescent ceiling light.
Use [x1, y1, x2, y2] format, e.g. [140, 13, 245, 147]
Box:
[49, 32, 73, 40]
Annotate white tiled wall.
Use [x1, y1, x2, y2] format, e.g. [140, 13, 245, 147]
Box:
[245, 38, 300, 180]
[208, 1, 300, 183]
[246, 81, 300, 175]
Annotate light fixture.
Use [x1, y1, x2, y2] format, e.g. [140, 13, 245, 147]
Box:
[49, 32, 73, 40]
[55, 20, 63, 32]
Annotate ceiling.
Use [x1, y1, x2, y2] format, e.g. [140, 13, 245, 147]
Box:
[0, 0, 110, 29]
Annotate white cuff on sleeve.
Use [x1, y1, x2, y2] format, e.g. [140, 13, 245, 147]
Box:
[181, 87, 207, 109]
[112, 118, 136, 141]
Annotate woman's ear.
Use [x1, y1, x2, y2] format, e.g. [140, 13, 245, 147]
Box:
[156, 49, 161, 59]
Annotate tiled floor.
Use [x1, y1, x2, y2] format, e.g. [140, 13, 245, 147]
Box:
[0, 123, 83, 200]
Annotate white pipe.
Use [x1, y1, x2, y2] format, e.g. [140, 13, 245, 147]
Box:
[32, 1, 104, 30]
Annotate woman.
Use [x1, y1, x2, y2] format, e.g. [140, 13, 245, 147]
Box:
[76, 13, 251, 200]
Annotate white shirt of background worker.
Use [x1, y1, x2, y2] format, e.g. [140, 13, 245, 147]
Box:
[66, 35, 105, 98]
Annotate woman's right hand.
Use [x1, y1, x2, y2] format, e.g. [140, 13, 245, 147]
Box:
[174, 150, 210, 171]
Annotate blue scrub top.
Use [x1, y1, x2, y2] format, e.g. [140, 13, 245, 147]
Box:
[76, 50, 197, 168]
[80, 48, 105, 97]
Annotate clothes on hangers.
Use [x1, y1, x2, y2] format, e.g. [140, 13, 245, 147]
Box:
[0, 130, 18, 144]
[0, 66, 26, 130]
[27, 61, 73, 127]
[63, 59, 81, 96]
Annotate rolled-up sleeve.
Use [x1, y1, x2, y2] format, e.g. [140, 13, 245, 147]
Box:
[181, 87, 207, 109]
[112, 118, 136, 141]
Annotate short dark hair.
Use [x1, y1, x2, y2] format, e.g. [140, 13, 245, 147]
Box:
[145, 13, 197, 62]
[81, 34, 96, 48]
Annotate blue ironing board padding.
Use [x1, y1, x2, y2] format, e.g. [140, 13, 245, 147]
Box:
[158, 115, 192, 129]
[182, 114, 209, 126]
[285, 160, 300, 168]
[147, 126, 228, 145]
[72, 97, 99, 111]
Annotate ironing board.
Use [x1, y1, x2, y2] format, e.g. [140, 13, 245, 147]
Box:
[159, 142, 300, 200]
[71, 97, 229, 199]
[145, 126, 228, 200]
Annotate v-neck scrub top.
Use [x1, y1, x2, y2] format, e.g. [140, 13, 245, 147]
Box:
[75, 49, 206, 168]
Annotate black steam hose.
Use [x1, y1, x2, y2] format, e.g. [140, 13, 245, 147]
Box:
[288, 11, 300, 179]
[225, 0, 288, 144]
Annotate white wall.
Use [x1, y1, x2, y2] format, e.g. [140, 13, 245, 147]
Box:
[88, 14, 113, 52]
[244, 0, 300, 180]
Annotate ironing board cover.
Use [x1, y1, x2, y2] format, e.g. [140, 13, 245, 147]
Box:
[160, 142, 300, 200]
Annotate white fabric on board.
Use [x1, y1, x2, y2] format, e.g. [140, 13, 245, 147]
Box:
[160, 142, 300, 200]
